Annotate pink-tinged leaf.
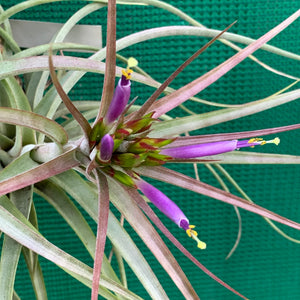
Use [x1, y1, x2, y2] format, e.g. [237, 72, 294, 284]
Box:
[150, 10, 300, 117]
[0, 195, 142, 299]
[0, 54, 152, 91]
[0, 146, 79, 196]
[132, 21, 236, 120]
[137, 166, 300, 231]
[92, 171, 110, 300]
[128, 188, 247, 300]
[108, 178, 199, 299]
[204, 151, 300, 164]
[0, 186, 33, 299]
[0, 107, 68, 145]
[0, 55, 106, 80]
[165, 124, 300, 148]
[96, 0, 117, 123]
[52, 170, 169, 299]
[151, 89, 300, 138]
[49, 52, 91, 137]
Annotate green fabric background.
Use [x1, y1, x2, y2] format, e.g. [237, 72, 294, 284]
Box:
[1, 1, 300, 299]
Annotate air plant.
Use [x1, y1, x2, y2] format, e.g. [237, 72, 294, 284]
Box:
[0, 0, 299, 299]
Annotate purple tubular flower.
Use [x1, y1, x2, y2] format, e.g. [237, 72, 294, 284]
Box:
[136, 179, 188, 227]
[160, 140, 238, 158]
[136, 179, 206, 249]
[99, 134, 114, 161]
[104, 71, 131, 124]
[161, 137, 280, 159]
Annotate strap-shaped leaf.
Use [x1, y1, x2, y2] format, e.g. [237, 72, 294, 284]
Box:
[137, 166, 300, 231]
[0, 146, 78, 196]
[166, 124, 300, 147]
[0, 195, 142, 300]
[0, 107, 68, 145]
[203, 151, 300, 164]
[0, 187, 32, 299]
[107, 178, 199, 299]
[149, 9, 300, 116]
[92, 171, 110, 300]
[35, 180, 123, 288]
[150, 89, 300, 137]
[96, 0, 116, 121]
[0, 78, 36, 155]
[22, 247, 48, 300]
[139, 0, 300, 79]
[0, 151, 39, 182]
[48, 52, 91, 137]
[127, 187, 246, 299]
[0, 55, 106, 81]
[52, 170, 169, 300]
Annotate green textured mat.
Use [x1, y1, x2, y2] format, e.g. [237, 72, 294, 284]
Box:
[1, 1, 300, 299]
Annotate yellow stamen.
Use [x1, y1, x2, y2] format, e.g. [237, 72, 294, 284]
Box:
[122, 57, 138, 80]
[248, 137, 280, 147]
[122, 68, 133, 80]
[248, 138, 263, 144]
[186, 225, 206, 250]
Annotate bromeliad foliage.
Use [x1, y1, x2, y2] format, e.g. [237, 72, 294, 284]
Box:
[0, 0, 300, 299]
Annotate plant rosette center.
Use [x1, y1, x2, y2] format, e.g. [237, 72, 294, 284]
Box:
[89, 111, 174, 182]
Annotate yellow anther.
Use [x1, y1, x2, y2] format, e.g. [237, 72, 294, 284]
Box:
[248, 137, 280, 147]
[122, 57, 138, 80]
[122, 68, 133, 80]
[186, 225, 206, 250]
[248, 138, 263, 144]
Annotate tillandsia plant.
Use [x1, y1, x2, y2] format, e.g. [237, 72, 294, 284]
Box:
[0, 0, 300, 299]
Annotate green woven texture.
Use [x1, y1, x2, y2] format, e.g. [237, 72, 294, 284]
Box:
[2, 1, 300, 299]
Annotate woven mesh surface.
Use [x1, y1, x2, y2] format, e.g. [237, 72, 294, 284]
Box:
[2, 0, 300, 299]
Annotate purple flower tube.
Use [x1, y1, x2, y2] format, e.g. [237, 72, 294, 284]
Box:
[161, 137, 280, 159]
[136, 179, 206, 249]
[137, 179, 188, 227]
[160, 140, 238, 158]
[104, 71, 131, 124]
[99, 134, 114, 161]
